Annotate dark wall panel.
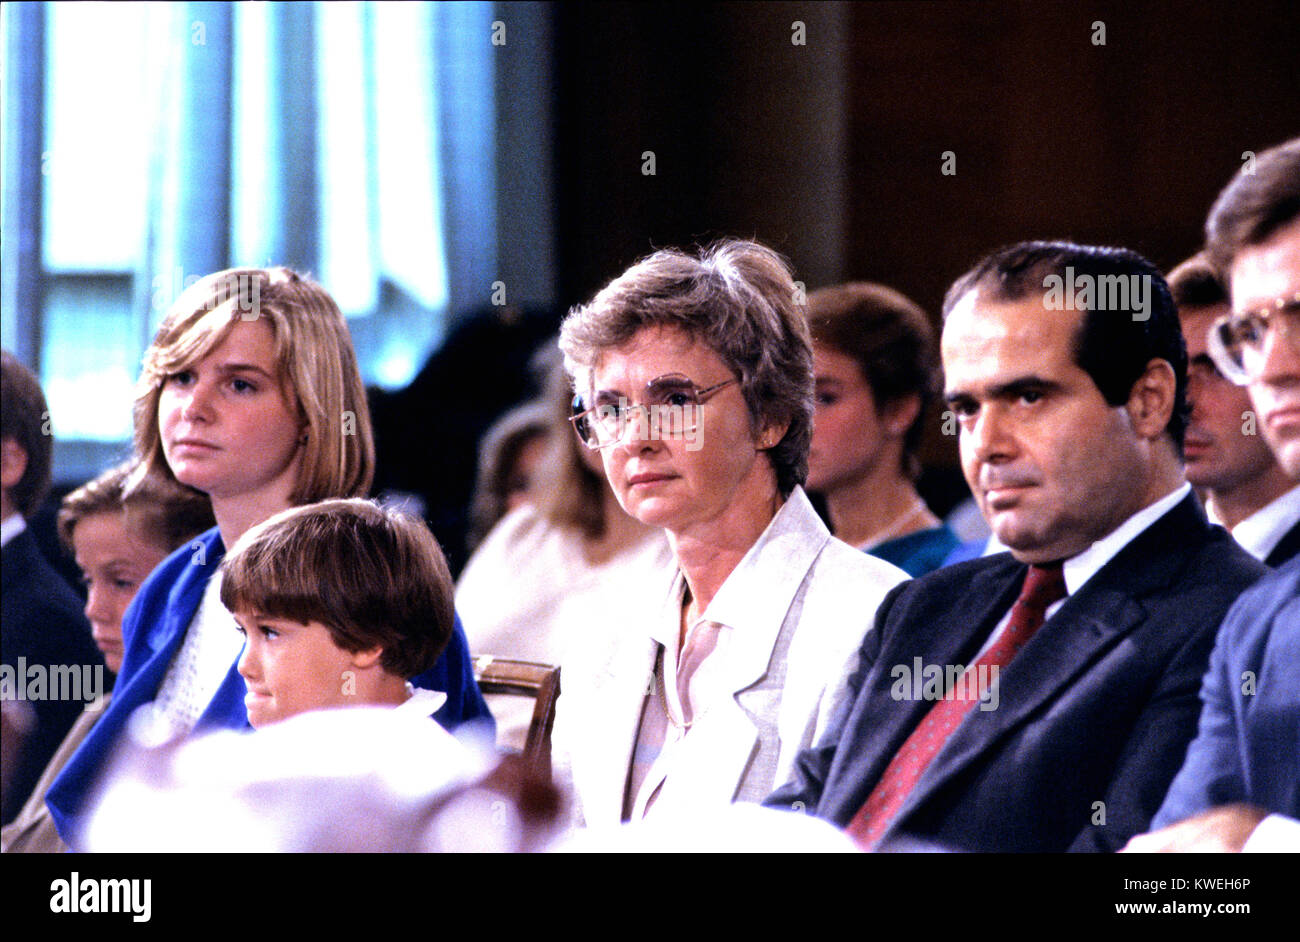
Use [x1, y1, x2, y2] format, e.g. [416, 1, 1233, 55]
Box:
[552, 1, 1300, 476]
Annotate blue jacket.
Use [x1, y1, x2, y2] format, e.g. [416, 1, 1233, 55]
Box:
[1151, 556, 1299, 826]
[868, 525, 961, 578]
[46, 527, 491, 848]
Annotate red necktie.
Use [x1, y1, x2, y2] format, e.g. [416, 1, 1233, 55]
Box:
[845, 562, 1067, 850]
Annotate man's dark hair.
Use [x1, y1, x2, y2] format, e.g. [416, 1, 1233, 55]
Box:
[1167, 252, 1229, 311]
[1205, 138, 1300, 285]
[942, 241, 1188, 451]
[1, 349, 53, 518]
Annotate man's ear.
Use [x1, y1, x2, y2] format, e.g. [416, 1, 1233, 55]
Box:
[1125, 358, 1177, 440]
[880, 393, 922, 438]
[0, 438, 28, 491]
[350, 646, 385, 670]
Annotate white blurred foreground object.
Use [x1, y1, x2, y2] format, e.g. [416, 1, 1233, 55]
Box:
[82, 705, 535, 852]
[553, 803, 860, 853]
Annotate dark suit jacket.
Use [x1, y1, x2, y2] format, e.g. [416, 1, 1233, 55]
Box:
[1150, 556, 1299, 827]
[766, 495, 1266, 851]
[1, 528, 104, 824]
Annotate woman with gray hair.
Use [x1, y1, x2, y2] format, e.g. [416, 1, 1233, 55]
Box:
[554, 239, 908, 826]
[457, 356, 672, 751]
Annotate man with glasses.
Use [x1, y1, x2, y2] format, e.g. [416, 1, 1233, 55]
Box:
[1168, 253, 1299, 566]
[1125, 138, 1300, 853]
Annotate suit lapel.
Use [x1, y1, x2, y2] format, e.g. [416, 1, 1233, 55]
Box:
[676, 491, 832, 803]
[823, 557, 1023, 823]
[710, 490, 830, 696]
[885, 495, 1209, 837]
[144, 532, 220, 657]
[900, 589, 1144, 826]
[0, 529, 37, 594]
[674, 583, 801, 809]
[118, 535, 222, 711]
[649, 696, 761, 814]
[573, 631, 659, 825]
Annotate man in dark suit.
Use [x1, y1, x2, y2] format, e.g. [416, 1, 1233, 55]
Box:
[1168, 253, 1299, 567]
[0, 350, 104, 824]
[766, 242, 1266, 852]
[1125, 139, 1300, 853]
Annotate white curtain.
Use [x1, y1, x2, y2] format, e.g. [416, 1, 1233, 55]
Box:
[15, 0, 498, 454]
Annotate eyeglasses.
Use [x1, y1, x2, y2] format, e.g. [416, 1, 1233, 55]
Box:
[569, 374, 738, 449]
[1206, 291, 1300, 385]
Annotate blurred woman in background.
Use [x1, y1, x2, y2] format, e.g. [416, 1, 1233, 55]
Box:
[805, 282, 958, 576]
[464, 399, 551, 554]
[458, 356, 673, 751]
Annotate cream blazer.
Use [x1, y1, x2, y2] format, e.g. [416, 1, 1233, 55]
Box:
[553, 488, 909, 828]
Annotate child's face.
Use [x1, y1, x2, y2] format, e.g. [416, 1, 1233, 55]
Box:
[233, 611, 365, 728]
[73, 512, 171, 673]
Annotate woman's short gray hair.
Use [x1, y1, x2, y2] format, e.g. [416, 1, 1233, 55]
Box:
[559, 239, 813, 496]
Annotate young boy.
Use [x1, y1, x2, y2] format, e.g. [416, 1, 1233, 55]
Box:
[219, 498, 456, 728]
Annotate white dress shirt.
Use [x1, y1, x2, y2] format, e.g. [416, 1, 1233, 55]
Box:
[1, 512, 26, 548]
[1208, 484, 1300, 562]
[972, 483, 1192, 661]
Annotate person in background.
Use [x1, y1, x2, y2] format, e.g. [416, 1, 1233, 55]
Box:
[554, 239, 908, 826]
[1168, 252, 1299, 565]
[464, 399, 551, 554]
[368, 303, 561, 576]
[2, 461, 213, 852]
[47, 267, 489, 849]
[0, 350, 103, 825]
[805, 282, 959, 576]
[458, 358, 673, 751]
[1127, 137, 1300, 852]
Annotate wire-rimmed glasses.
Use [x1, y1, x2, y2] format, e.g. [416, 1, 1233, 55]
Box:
[569, 373, 738, 449]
